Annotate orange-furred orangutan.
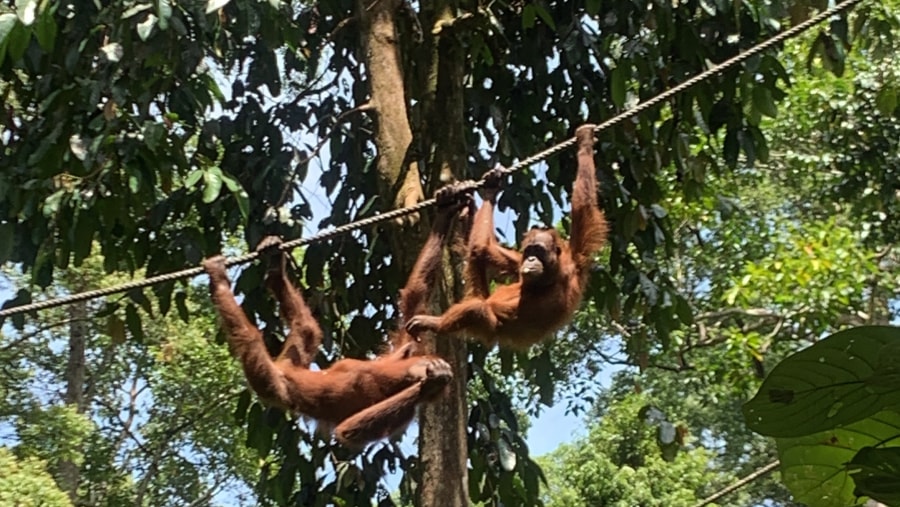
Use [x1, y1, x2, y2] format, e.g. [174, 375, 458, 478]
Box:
[203, 189, 470, 447]
[406, 124, 608, 349]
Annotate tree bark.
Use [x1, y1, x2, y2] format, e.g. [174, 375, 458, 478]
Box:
[357, 0, 470, 504]
[58, 298, 87, 501]
[416, 3, 469, 506]
[358, 0, 424, 232]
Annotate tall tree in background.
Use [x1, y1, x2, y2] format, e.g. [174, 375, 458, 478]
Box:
[2, 0, 896, 504]
[1, 257, 256, 505]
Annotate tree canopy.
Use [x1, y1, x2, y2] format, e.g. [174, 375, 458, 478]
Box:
[1, 0, 899, 505]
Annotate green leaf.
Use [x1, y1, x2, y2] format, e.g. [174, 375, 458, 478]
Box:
[848, 447, 900, 505]
[142, 122, 166, 151]
[674, 295, 693, 325]
[876, 86, 898, 116]
[203, 74, 225, 102]
[125, 304, 145, 343]
[42, 189, 65, 217]
[156, 0, 172, 30]
[6, 21, 30, 62]
[497, 436, 516, 471]
[532, 5, 556, 31]
[174, 291, 189, 322]
[522, 4, 536, 29]
[128, 289, 154, 316]
[0, 13, 18, 46]
[245, 402, 263, 447]
[246, 402, 274, 457]
[202, 168, 223, 203]
[806, 31, 827, 73]
[34, 6, 56, 51]
[777, 411, 900, 507]
[534, 350, 554, 407]
[234, 389, 252, 424]
[723, 128, 739, 168]
[220, 171, 240, 192]
[184, 169, 203, 189]
[867, 340, 900, 389]
[127, 169, 140, 194]
[0, 222, 13, 263]
[752, 86, 778, 118]
[233, 189, 249, 220]
[71, 211, 95, 265]
[107, 315, 126, 344]
[744, 326, 900, 438]
[610, 66, 626, 109]
[122, 3, 153, 19]
[821, 35, 846, 77]
[585, 0, 601, 16]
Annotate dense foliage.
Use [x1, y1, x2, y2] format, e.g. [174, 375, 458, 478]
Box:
[2, 0, 898, 504]
[538, 6, 900, 504]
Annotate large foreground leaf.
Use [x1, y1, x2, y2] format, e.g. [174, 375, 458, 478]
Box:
[744, 326, 900, 437]
[778, 411, 900, 507]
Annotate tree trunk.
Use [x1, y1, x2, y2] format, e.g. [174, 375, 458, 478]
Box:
[358, 0, 424, 235]
[58, 298, 87, 501]
[358, 0, 470, 504]
[416, 3, 469, 506]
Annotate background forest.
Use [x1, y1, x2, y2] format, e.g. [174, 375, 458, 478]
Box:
[1, 0, 899, 505]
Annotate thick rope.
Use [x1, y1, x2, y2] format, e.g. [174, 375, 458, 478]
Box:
[691, 460, 780, 507]
[0, 200, 437, 317]
[0, 0, 861, 318]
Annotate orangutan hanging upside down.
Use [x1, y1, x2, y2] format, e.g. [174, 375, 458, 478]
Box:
[203, 190, 469, 447]
[406, 124, 608, 349]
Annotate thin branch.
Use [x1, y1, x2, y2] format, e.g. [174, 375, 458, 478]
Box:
[110, 373, 143, 457]
[185, 477, 227, 507]
[276, 103, 375, 207]
[0, 317, 93, 351]
[695, 308, 784, 322]
[691, 460, 780, 507]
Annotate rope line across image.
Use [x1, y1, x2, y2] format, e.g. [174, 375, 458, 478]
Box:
[0, 0, 862, 319]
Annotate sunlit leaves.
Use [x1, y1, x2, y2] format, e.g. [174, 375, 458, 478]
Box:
[0, 13, 16, 47]
[201, 168, 223, 204]
[722, 219, 876, 331]
[538, 394, 722, 506]
[876, 85, 898, 115]
[0, 448, 72, 507]
[136, 13, 157, 41]
[205, 0, 231, 14]
[14, 0, 36, 26]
